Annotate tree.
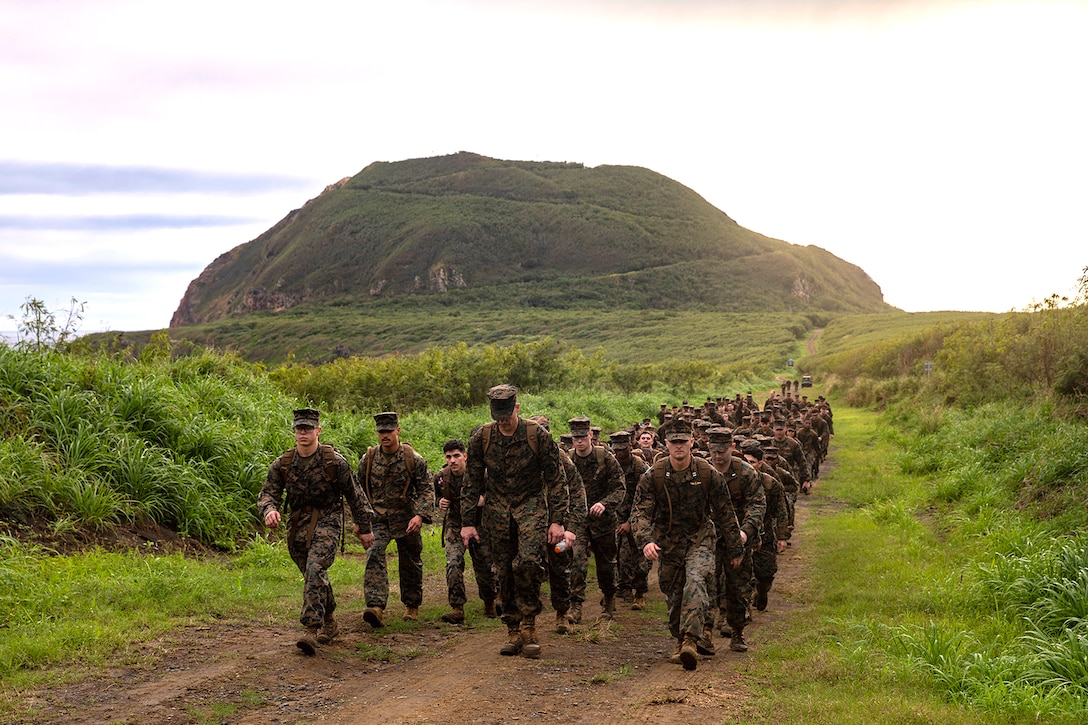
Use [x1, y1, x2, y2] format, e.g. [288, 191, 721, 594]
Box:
[5, 296, 85, 353]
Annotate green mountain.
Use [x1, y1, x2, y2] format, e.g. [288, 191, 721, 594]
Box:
[170, 152, 892, 330]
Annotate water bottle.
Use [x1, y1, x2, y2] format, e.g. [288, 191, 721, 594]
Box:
[554, 538, 569, 553]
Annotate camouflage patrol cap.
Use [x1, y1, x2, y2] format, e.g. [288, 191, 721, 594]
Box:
[487, 384, 518, 420]
[293, 408, 320, 428]
[608, 431, 632, 450]
[374, 411, 399, 432]
[559, 433, 573, 449]
[568, 417, 592, 438]
[706, 427, 734, 451]
[665, 419, 693, 442]
[739, 438, 763, 459]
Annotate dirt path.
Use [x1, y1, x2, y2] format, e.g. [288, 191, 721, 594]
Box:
[19, 489, 822, 724]
[805, 328, 823, 356]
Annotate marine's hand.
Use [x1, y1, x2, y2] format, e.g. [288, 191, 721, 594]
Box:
[547, 522, 565, 546]
[615, 521, 631, 536]
[264, 510, 281, 528]
[406, 515, 423, 535]
[643, 542, 661, 561]
[461, 525, 480, 549]
[438, 497, 450, 511]
[589, 502, 606, 517]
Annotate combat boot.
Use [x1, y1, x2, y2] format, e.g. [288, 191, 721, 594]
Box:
[696, 632, 716, 657]
[631, 593, 645, 611]
[718, 609, 732, 638]
[668, 638, 684, 664]
[499, 624, 523, 656]
[404, 606, 419, 621]
[520, 616, 541, 659]
[754, 584, 769, 612]
[555, 609, 569, 634]
[730, 627, 749, 653]
[601, 595, 616, 618]
[362, 606, 385, 629]
[296, 625, 320, 656]
[440, 606, 465, 624]
[483, 599, 497, 618]
[316, 615, 339, 644]
[568, 601, 583, 625]
[680, 634, 699, 670]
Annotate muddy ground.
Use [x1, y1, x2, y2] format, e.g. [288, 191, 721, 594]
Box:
[14, 492, 820, 725]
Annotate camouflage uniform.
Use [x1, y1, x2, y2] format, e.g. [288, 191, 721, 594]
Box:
[569, 435, 625, 610]
[547, 450, 586, 620]
[358, 442, 434, 611]
[752, 466, 790, 609]
[462, 418, 568, 628]
[630, 455, 744, 647]
[709, 450, 765, 636]
[434, 464, 496, 610]
[258, 444, 373, 629]
[613, 439, 651, 602]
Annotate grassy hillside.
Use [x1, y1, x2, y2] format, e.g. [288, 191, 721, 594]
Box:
[170, 152, 891, 334]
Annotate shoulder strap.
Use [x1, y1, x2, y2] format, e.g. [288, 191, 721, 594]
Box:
[319, 444, 340, 483]
[400, 443, 418, 499]
[483, 419, 540, 457]
[364, 445, 377, 500]
[593, 445, 605, 469]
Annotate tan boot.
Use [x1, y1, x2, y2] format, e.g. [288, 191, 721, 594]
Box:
[696, 632, 716, 657]
[404, 606, 419, 621]
[296, 625, 320, 656]
[316, 615, 339, 644]
[680, 634, 699, 670]
[483, 599, 497, 618]
[440, 607, 465, 624]
[631, 594, 645, 611]
[668, 638, 683, 664]
[555, 609, 569, 634]
[362, 606, 384, 629]
[500, 624, 523, 656]
[521, 616, 541, 659]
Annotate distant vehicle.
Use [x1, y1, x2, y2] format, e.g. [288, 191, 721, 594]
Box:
[801, 375, 813, 388]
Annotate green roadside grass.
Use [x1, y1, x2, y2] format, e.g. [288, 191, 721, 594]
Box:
[738, 404, 1088, 724]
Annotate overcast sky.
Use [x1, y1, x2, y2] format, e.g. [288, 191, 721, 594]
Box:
[2, 0, 1086, 334]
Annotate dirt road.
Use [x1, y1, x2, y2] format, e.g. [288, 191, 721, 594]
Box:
[19, 497, 819, 725]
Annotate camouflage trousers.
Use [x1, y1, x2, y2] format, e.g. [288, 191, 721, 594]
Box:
[570, 525, 618, 604]
[784, 489, 797, 530]
[484, 511, 548, 626]
[616, 531, 651, 596]
[364, 519, 424, 609]
[443, 522, 497, 608]
[752, 536, 778, 589]
[546, 545, 573, 613]
[656, 526, 716, 640]
[286, 510, 341, 628]
[706, 545, 754, 630]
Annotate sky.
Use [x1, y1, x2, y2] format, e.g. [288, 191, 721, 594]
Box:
[2, 0, 1086, 334]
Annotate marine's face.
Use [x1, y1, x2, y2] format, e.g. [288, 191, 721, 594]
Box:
[572, 435, 592, 456]
[445, 448, 467, 476]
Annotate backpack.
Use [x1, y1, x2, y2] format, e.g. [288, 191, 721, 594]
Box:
[280, 444, 341, 485]
[480, 418, 541, 457]
[362, 442, 420, 502]
[649, 456, 715, 534]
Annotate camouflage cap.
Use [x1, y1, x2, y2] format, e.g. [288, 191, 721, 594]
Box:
[293, 408, 320, 428]
[665, 419, 693, 442]
[559, 433, 573, 448]
[739, 438, 763, 459]
[374, 411, 399, 432]
[568, 417, 592, 438]
[608, 431, 632, 450]
[706, 427, 734, 451]
[487, 384, 518, 420]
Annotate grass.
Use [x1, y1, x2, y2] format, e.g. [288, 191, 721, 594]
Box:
[737, 402, 1088, 724]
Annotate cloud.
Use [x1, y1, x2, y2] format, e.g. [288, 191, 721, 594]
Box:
[0, 214, 254, 231]
[0, 161, 312, 196]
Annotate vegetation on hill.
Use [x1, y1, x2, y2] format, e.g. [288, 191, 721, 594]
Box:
[167, 152, 890, 350]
